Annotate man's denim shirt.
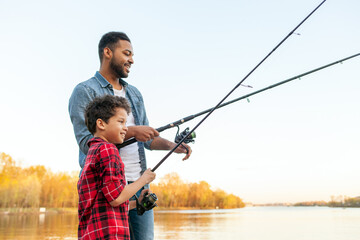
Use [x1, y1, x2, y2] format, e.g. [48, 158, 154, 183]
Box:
[68, 71, 152, 177]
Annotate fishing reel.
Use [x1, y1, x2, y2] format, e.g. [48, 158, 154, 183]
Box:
[174, 127, 196, 155]
[175, 127, 196, 144]
[135, 192, 158, 215]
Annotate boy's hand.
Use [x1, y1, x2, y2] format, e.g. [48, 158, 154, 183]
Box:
[141, 168, 156, 184]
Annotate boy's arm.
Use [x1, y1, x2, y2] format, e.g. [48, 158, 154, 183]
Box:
[98, 143, 156, 207]
[109, 169, 155, 207]
[99, 144, 128, 205]
[109, 177, 147, 207]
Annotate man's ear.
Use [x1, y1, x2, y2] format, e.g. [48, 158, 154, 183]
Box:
[96, 119, 106, 131]
[103, 47, 112, 60]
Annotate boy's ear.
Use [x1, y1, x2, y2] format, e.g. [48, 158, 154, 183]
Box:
[96, 118, 106, 131]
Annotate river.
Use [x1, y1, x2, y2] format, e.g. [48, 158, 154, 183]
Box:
[1, 207, 359, 239]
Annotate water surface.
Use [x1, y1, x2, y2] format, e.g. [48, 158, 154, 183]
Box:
[1, 207, 359, 239]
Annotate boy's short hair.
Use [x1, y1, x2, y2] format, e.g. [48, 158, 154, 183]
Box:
[85, 95, 131, 135]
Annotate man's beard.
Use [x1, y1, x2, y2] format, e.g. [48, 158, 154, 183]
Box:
[110, 59, 128, 79]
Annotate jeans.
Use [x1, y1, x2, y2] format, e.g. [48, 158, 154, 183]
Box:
[129, 187, 154, 240]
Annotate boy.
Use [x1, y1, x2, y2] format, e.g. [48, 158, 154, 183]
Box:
[78, 95, 156, 240]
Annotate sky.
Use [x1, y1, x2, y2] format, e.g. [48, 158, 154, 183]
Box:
[0, 0, 359, 204]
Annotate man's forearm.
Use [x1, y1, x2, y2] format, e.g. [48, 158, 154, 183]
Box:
[150, 136, 174, 150]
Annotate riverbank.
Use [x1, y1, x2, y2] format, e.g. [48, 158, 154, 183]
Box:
[0, 206, 238, 215]
[2, 204, 359, 215]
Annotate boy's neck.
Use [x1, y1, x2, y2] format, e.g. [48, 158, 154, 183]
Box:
[94, 133, 109, 143]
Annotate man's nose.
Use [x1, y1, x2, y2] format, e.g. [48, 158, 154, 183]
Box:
[128, 55, 134, 64]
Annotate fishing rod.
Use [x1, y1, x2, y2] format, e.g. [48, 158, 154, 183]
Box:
[134, 53, 359, 217]
[149, 0, 328, 172]
[118, 0, 327, 149]
[152, 52, 360, 172]
[117, 52, 360, 150]
[129, 0, 329, 212]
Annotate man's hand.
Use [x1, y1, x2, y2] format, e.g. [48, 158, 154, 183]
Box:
[173, 142, 192, 160]
[126, 126, 159, 142]
[150, 137, 192, 160]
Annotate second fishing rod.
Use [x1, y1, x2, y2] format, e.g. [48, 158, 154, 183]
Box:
[117, 52, 360, 150]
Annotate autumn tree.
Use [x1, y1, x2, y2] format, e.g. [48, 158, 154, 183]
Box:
[0, 152, 79, 209]
[151, 172, 245, 209]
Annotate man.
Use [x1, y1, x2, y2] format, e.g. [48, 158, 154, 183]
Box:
[68, 31, 192, 240]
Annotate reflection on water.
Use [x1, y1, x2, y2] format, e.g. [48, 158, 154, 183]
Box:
[1, 207, 360, 240]
[0, 212, 78, 240]
[154, 209, 240, 240]
[154, 207, 360, 240]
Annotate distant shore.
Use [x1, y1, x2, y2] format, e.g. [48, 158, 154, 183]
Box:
[2, 204, 360, 215]
[0, 206, 243, 215]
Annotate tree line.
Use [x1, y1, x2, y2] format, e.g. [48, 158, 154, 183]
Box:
[0, 153, 78, 208]
[0, 153, 244, 209]
[294, 196, 360, 208]
[328, 195, 360, 208]
[151, 172, 245, 209]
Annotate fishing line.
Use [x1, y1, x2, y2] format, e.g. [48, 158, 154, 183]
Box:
[117, 0, 328, 151]
[128, 52, 360, 216]
[150, 0, 328, 172]
[157, 53, 360, 134]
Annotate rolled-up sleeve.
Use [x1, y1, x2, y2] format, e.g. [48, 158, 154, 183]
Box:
[68, 83, 95, 156]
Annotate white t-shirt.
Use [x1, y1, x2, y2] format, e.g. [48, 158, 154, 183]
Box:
[113, 88, 141, 181]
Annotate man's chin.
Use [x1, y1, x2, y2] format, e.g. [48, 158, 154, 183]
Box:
[118, 73, 128, 79]
[113, 70, 128, 79]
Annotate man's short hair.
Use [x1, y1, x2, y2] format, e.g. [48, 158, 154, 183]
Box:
[85, 95, 131, 135]
[98, 32, 131, 62]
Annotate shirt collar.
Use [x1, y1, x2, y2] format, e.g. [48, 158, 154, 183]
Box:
[95, 71, 129, 88]
[87, 137, 107, 147]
